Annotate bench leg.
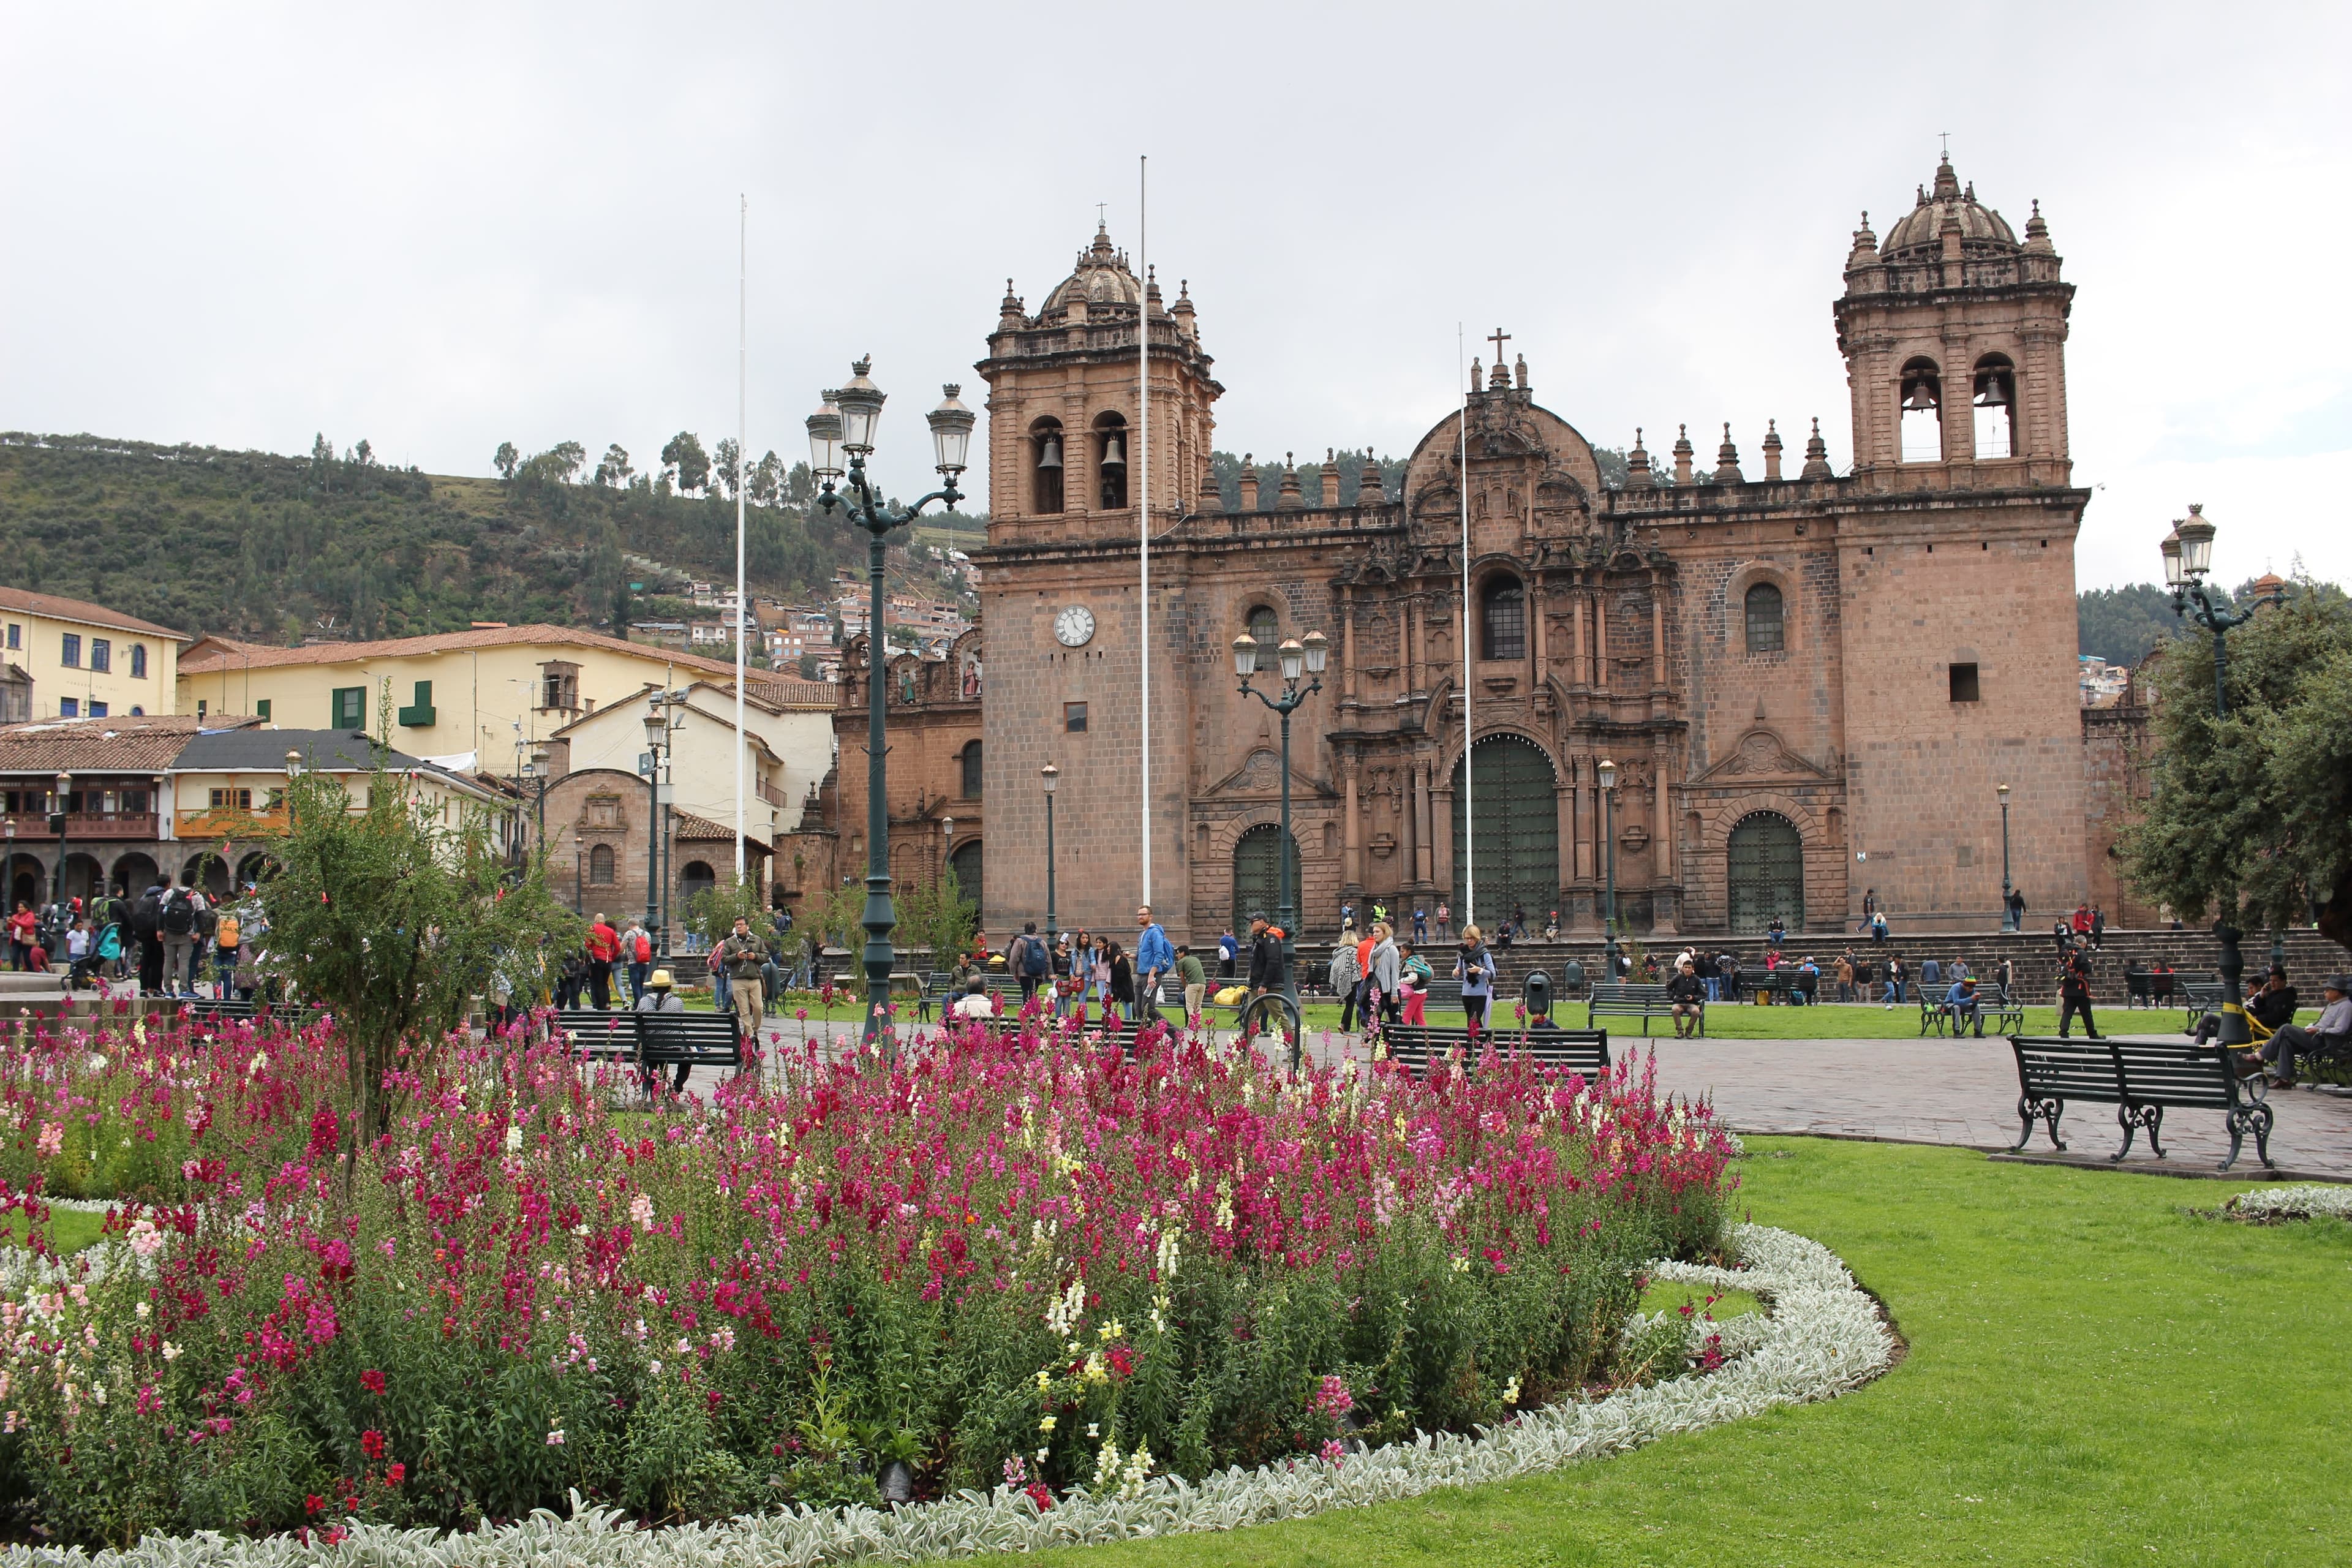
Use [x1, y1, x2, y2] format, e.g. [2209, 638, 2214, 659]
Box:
[2015, 1095, 2067, 1153]
[2112, 1102, 2163, 1163]
[2221, 1102, 2274, 1172]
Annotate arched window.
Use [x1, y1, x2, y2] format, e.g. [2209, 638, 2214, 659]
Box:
[960, 739, 982, 799]
[1246, 605, 1278, 650]
[1480, 576, 1526, 660]
[1095, 413, 1128, 509]
[589, 843, 616, 885]
[1973, 354, 2017, 457]
[1031, 419, 1064, 514]
[1899, 358, 1943, 462]
[1744, 582, 1785, 654]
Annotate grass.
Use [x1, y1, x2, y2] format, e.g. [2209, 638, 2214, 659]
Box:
[1021, 1137, 2348, 1566]
[4, 1207, 106, 1256]
[1634, 1280, 1760, 1319]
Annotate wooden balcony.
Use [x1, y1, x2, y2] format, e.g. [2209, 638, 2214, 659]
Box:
[0, 810, 159, 842]
[175, 805, 291, 840]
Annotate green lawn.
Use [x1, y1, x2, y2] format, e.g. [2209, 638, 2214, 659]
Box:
[1022, 1138, 2348, 1567]
[4, 1207, 105, 1256]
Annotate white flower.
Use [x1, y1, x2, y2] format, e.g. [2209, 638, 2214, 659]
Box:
[629, 1193, 655, 1231]
[505, 1125, 524, 1154]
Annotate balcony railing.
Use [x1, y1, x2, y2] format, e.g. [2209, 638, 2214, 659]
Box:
[0, 810, 160, 842]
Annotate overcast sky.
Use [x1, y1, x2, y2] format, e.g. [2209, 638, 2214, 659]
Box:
[4, 1, 2345, 590]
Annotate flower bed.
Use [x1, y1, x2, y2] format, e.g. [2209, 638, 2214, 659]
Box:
[2222, 1183, 2352, 1223]
[0, 1010, 1738, 1548]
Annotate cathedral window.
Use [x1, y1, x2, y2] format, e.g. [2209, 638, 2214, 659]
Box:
[1744, 582, 1785, 654]
[1949, 662, 1981, 703]
[960, 739, 983, 799]
[1973, 355, 2017, 457]
[1479, 577, 1526, 661]
[1030, 419, 1065, 514]
[1899, 358, 1943, 462]
[1095, 413, 1128, 509]
[588, 843, 616, 885]
[1246, 606, 1278, 650]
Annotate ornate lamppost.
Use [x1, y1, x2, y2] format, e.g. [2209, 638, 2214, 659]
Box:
[1997, 782, 2015, 931]
[50, 770, 72, 914]
[1041, 762, 1059, 943]
[1231, 626, 1329, 1063]
[1597, 758, 1619, 980]
[2160, 503, 2287, 1047]
[807, 361, 974, 1057]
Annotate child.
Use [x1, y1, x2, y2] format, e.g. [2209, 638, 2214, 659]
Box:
[65, 919, 94, 989]
[1400, 941, 1433, 1027]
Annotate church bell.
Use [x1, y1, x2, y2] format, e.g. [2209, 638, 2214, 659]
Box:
[1101, 431, 1126, 469]
[1036, 432, 1061, 469]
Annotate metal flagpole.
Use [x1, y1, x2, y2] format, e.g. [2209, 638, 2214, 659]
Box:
[1458, 324, 1473, 927]
[1138, 155, 1151, 907]
[734, 195, 747, 881]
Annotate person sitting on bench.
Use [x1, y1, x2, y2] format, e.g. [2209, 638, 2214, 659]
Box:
[953, 978, 997, 1020]
[1944, 974, 1985, 1036]
[2198, 966, 2296, 1047]
[1667, 960, 1706, 1038]
[2247, 974, 2351, 1088]
[634, 967, 689, 1096]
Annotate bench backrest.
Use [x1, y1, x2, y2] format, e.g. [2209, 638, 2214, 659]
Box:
[1590, 983, 1670, 1005]
[2010, 1037, 2122, 1101]
[638, 1011, 743, 1060]
[1382, 1026, 1609, 1077]
[2105, 1038, 2233, 1109]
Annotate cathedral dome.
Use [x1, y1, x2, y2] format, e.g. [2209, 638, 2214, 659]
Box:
[1879, 156, 2019, 260]
[1037, 222, 1142, 320]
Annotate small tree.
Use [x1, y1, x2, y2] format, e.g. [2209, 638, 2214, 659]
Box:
[2121, 581, 2352, 952]
[894, 864, 977, 970]
[682, 873, 769, 948]
[258, 744, 579, 1160]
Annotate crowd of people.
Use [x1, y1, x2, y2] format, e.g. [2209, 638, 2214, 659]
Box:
[7, 875, 268, 999]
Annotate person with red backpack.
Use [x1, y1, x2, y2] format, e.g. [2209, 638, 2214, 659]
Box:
[584, 914, 620, 1010]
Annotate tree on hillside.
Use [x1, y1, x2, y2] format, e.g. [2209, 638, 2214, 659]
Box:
[662, 431, 710, 494]
[747, 449, 782, 507]
[2120, 579, 2352, 953]
[494, 441, 520, 481]
[595, 443, 633, 488]
[713, 437, 742, 500]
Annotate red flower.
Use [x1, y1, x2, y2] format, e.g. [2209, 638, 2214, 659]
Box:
[386, 1461, 406, 1485]
[305, 1494, 323, 1515]
[1106, 1344, 1136, 1379]
[360, 1369, 386, 1395]
[1024, 1481, 1055, 1510]
[360, 1428, 385, 1460]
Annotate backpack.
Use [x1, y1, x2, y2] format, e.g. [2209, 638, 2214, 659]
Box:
[215, 913, 240, 949]
[634, 933, 652, 962]
[161, 889, 196, 936]
[1019, 936, 1047, 976]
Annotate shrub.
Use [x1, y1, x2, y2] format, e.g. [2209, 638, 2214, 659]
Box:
[0, 1011, 1736, 1544]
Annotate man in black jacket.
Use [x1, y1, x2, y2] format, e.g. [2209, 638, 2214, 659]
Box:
[1667, 960, 1708, 1038]
[131, 881, 165, 996]
[2057, 946, 2099, 1039]
[1245, 911, 1286, 996]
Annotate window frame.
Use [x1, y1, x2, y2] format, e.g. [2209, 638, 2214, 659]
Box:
[960, 739, 983, 799]
[60, 633, 81, 668]
[1949, 662, 1981, 703]
[89, 638, 111, 674]
[1064, 701, 1088, 733]
[129, 643, 146, 679]
[1743, 582, 1786, 655]
[1479, 576, 1527, 661]
[331, 686, 367, 729]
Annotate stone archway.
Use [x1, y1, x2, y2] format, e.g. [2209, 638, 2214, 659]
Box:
[948, 839, 983, 915]
[1449, 734, 1559, 929]
[1726, 812, 1804, 933]
[1231, 824, 1302, 935]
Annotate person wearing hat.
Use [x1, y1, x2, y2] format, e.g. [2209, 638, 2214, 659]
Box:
[2247, 974, 2352, 1088]
[634, 965, 689, 1095]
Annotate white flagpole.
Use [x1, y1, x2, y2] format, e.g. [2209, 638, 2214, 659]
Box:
[1138, 155, 1151, 908]
[1458, 324, 1472, 928]
[734, 194, 747, 882]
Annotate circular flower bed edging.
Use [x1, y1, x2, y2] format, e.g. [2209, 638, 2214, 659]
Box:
[0, 1222, 1894, 1567]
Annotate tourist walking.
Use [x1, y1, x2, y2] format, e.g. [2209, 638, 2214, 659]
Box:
[585, 913, 619, 1009]
[1217, 928, 1238, 980]
[1434, 902, 1451, 941]
[2089, 905, 2106, 950]
[1245, 911, 1287, 1005]
[1400, 942, 1433, 1025]
[2057, 945, 2100, 1039]
[1329, 932, 1362, 1033]
[1134, 905, 1173, 1022]
[1008, 921, 1048, 1008]
[2051, 917, 2072, 956]
[1177, 944, 1207, 1023]
[1412, 907, 1428, 942]
[717, 915, 771, 1050]
[620, 918, 652, 1003]
[1367, 921, 1401, 1031]
[1882, 956, 1906, 1007]
[6, 901, 32, 971]
[1455, 925, 1495, 1037]
[158, 876, 203, 998]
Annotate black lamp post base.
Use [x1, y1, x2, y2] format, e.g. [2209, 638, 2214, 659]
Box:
[2213, 921, 2252, 1049]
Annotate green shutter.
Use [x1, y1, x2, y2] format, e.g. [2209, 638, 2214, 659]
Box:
[256, 699, 271, 722]
[331, 687, 366, 729]
[397, 680, 437, 728]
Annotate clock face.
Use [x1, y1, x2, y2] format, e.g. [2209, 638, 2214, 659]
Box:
[1054, 605, 1096, 647]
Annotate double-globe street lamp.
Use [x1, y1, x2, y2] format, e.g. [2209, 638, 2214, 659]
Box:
[2160, 503, 2288, 1048]
[807, 360, 976, 1057]
[1230, 626, 1329, 1066]
[1597, 758, 1619, 979]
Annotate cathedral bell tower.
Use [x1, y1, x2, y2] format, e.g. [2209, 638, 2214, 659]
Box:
[1833, 156, 2073, 489]
[976, 222, 1223, 545]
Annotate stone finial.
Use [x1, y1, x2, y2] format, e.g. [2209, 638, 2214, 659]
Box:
[1847, 210, 1879, 269]
[1488, 358, 1512, 390]
[1672, 423, 1694, 486]
[1800, 415, 1834, 480]
[1321, 448, 1341, 507]
[1626, 427, 1651, 484]
[2023, 200, 2054, 254]
[1357, 446, 1385, 506]
[998, 279, 1024, 328]
[1145, 264, 1162, 315]
[1932, 154, 1959, 200]
[1762, 419, 1784, 481]
[1714, 423, 1744, 485]
[1276, 453, 1305, 510]
[1172, 279, 1197, 337]
[1202, 455, 1226, 514]
[1514, 353, 1529, 390]
[1238, 454, 1259, 511]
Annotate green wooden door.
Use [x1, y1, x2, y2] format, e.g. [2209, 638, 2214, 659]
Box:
[1232, 825, 1302, 933]
[1726, 813, 1804, 933]
[1450, 736, 1559, 929]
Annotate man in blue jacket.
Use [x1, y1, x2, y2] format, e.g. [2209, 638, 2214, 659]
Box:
[1134, 904, 1174, 1023]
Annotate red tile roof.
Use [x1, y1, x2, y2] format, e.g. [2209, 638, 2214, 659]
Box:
[0, 586, 190, 641]
[0, 714, 260, 774]
[671, 809, 773, 855]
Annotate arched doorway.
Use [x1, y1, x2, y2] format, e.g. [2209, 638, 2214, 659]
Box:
[235, 851, 276, 888]
[181, 853, 230, 898]
[1231, 824, 1302, 935]
[1726, 813, 1804, 933]
[61, 853, 105, 907]
[7, 853, 46, 911]
[1450, 736, 1559, 929]
[111, 852, 159, 898]
[679, 860, 716, 920]
[948, 840, 982, 916]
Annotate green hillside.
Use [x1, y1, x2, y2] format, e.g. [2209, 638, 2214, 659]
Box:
[0, 432, 914, 644]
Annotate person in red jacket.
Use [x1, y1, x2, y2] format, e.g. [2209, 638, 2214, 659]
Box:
[585, 914, 620, 1010]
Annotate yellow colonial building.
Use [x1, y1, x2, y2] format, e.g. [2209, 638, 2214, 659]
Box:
[0, 587, 190, 722]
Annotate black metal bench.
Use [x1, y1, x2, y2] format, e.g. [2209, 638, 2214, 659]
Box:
[1735, 970, 1819, 1005]
[1918, 982, 2019, 1037]
[1379, 1025, 1610, 1079]
[183, 998, 315, 1040]
[1586, 982, 1694, 1036]
[2008, 1034, 2274, 1170]
[2177, 981, 2224, 1025]
[555, 1008, 742, 1072]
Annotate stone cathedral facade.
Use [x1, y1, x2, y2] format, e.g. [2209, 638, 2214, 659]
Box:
[916, 156, 2091, 942]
